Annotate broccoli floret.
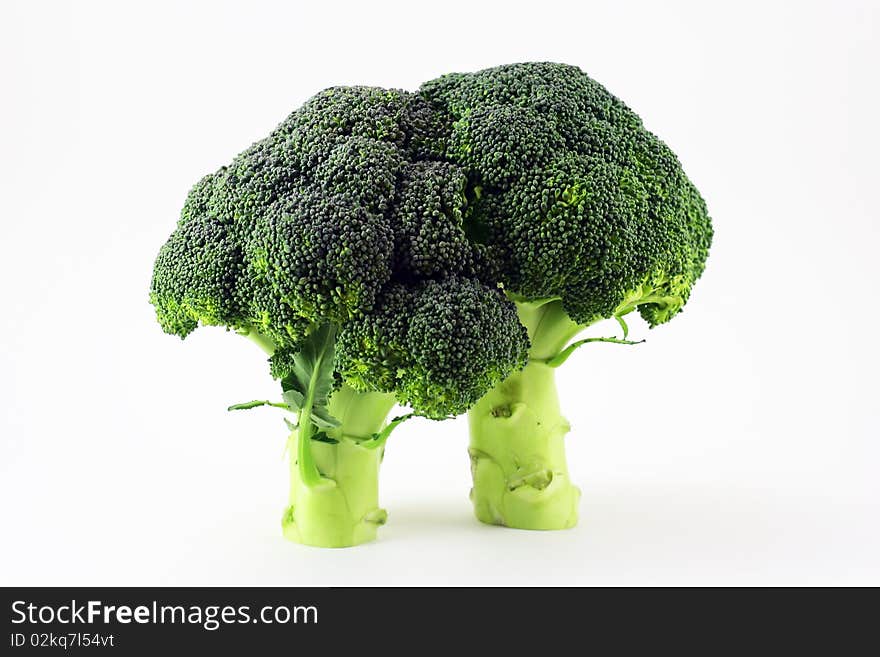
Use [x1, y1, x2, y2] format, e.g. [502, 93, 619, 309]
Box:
[243, 191, 394, 325]
[419, 62, 713, 530]
[150, 83, 528, 547]
[389, 161, 495, 280]
[149, 212, 241, 338]
[421, 61, 712, 327]
[337, 277, 528, 419]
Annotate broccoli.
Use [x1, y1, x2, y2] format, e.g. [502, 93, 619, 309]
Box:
[151, 64, 713, 544]
[150, 86, 528, 547]
[419, 62, 713, 529]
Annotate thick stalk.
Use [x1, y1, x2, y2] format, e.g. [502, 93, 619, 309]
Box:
[467, 299, 584, 529]
[240, 328, 397, 547]
[468, 361, 579, 529]
[282, 386, 396, 548]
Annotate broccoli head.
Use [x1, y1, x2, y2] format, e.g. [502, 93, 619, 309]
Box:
[149, 83, 533, 547]
[150, 85, 527, 417]
[416, 62, 713, 531]
[421, 61, 712, 327]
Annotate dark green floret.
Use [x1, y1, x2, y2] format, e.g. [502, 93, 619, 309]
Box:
[337, 277, 528, 419]
[150, 83, 525, 394]
[149, 79, 531, 547]
[421, 61, 713, 327]
[149, 213, 241, 337]
[389, 161, 495, 280]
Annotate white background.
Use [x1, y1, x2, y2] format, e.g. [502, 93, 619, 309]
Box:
[1, 0, 878, 586]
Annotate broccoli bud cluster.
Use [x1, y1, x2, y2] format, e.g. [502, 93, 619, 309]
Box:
[151, 63, 712, 418]
[150, 86, 526, 418]
[421, 62, 713, 326]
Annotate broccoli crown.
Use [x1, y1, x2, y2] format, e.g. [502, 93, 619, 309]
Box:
[150, 86, 525, 416]
[420, 62, 713, 326]
[151, 63, 713, 414]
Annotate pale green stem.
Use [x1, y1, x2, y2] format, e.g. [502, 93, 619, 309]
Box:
[238, 327, 397, 547]
[467, 299, 588, 530]
[468, 361, 579, 529]
[241, 327, 276, 355]
[282, 385, 396, 548]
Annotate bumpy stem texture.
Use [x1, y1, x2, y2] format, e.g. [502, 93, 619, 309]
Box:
[283, 436, 387, 547]
[468, 361, 580, 529]
[283, 388, 395, 547]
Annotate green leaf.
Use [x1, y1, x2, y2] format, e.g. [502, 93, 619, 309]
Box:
[283, 418, 298, 433]
[227, 400, 290, 412]
[281, 388, 305, 411]
[310, 405, 341, 429]
[284, 324, 340, 489]
[281, 324, 337, 407]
